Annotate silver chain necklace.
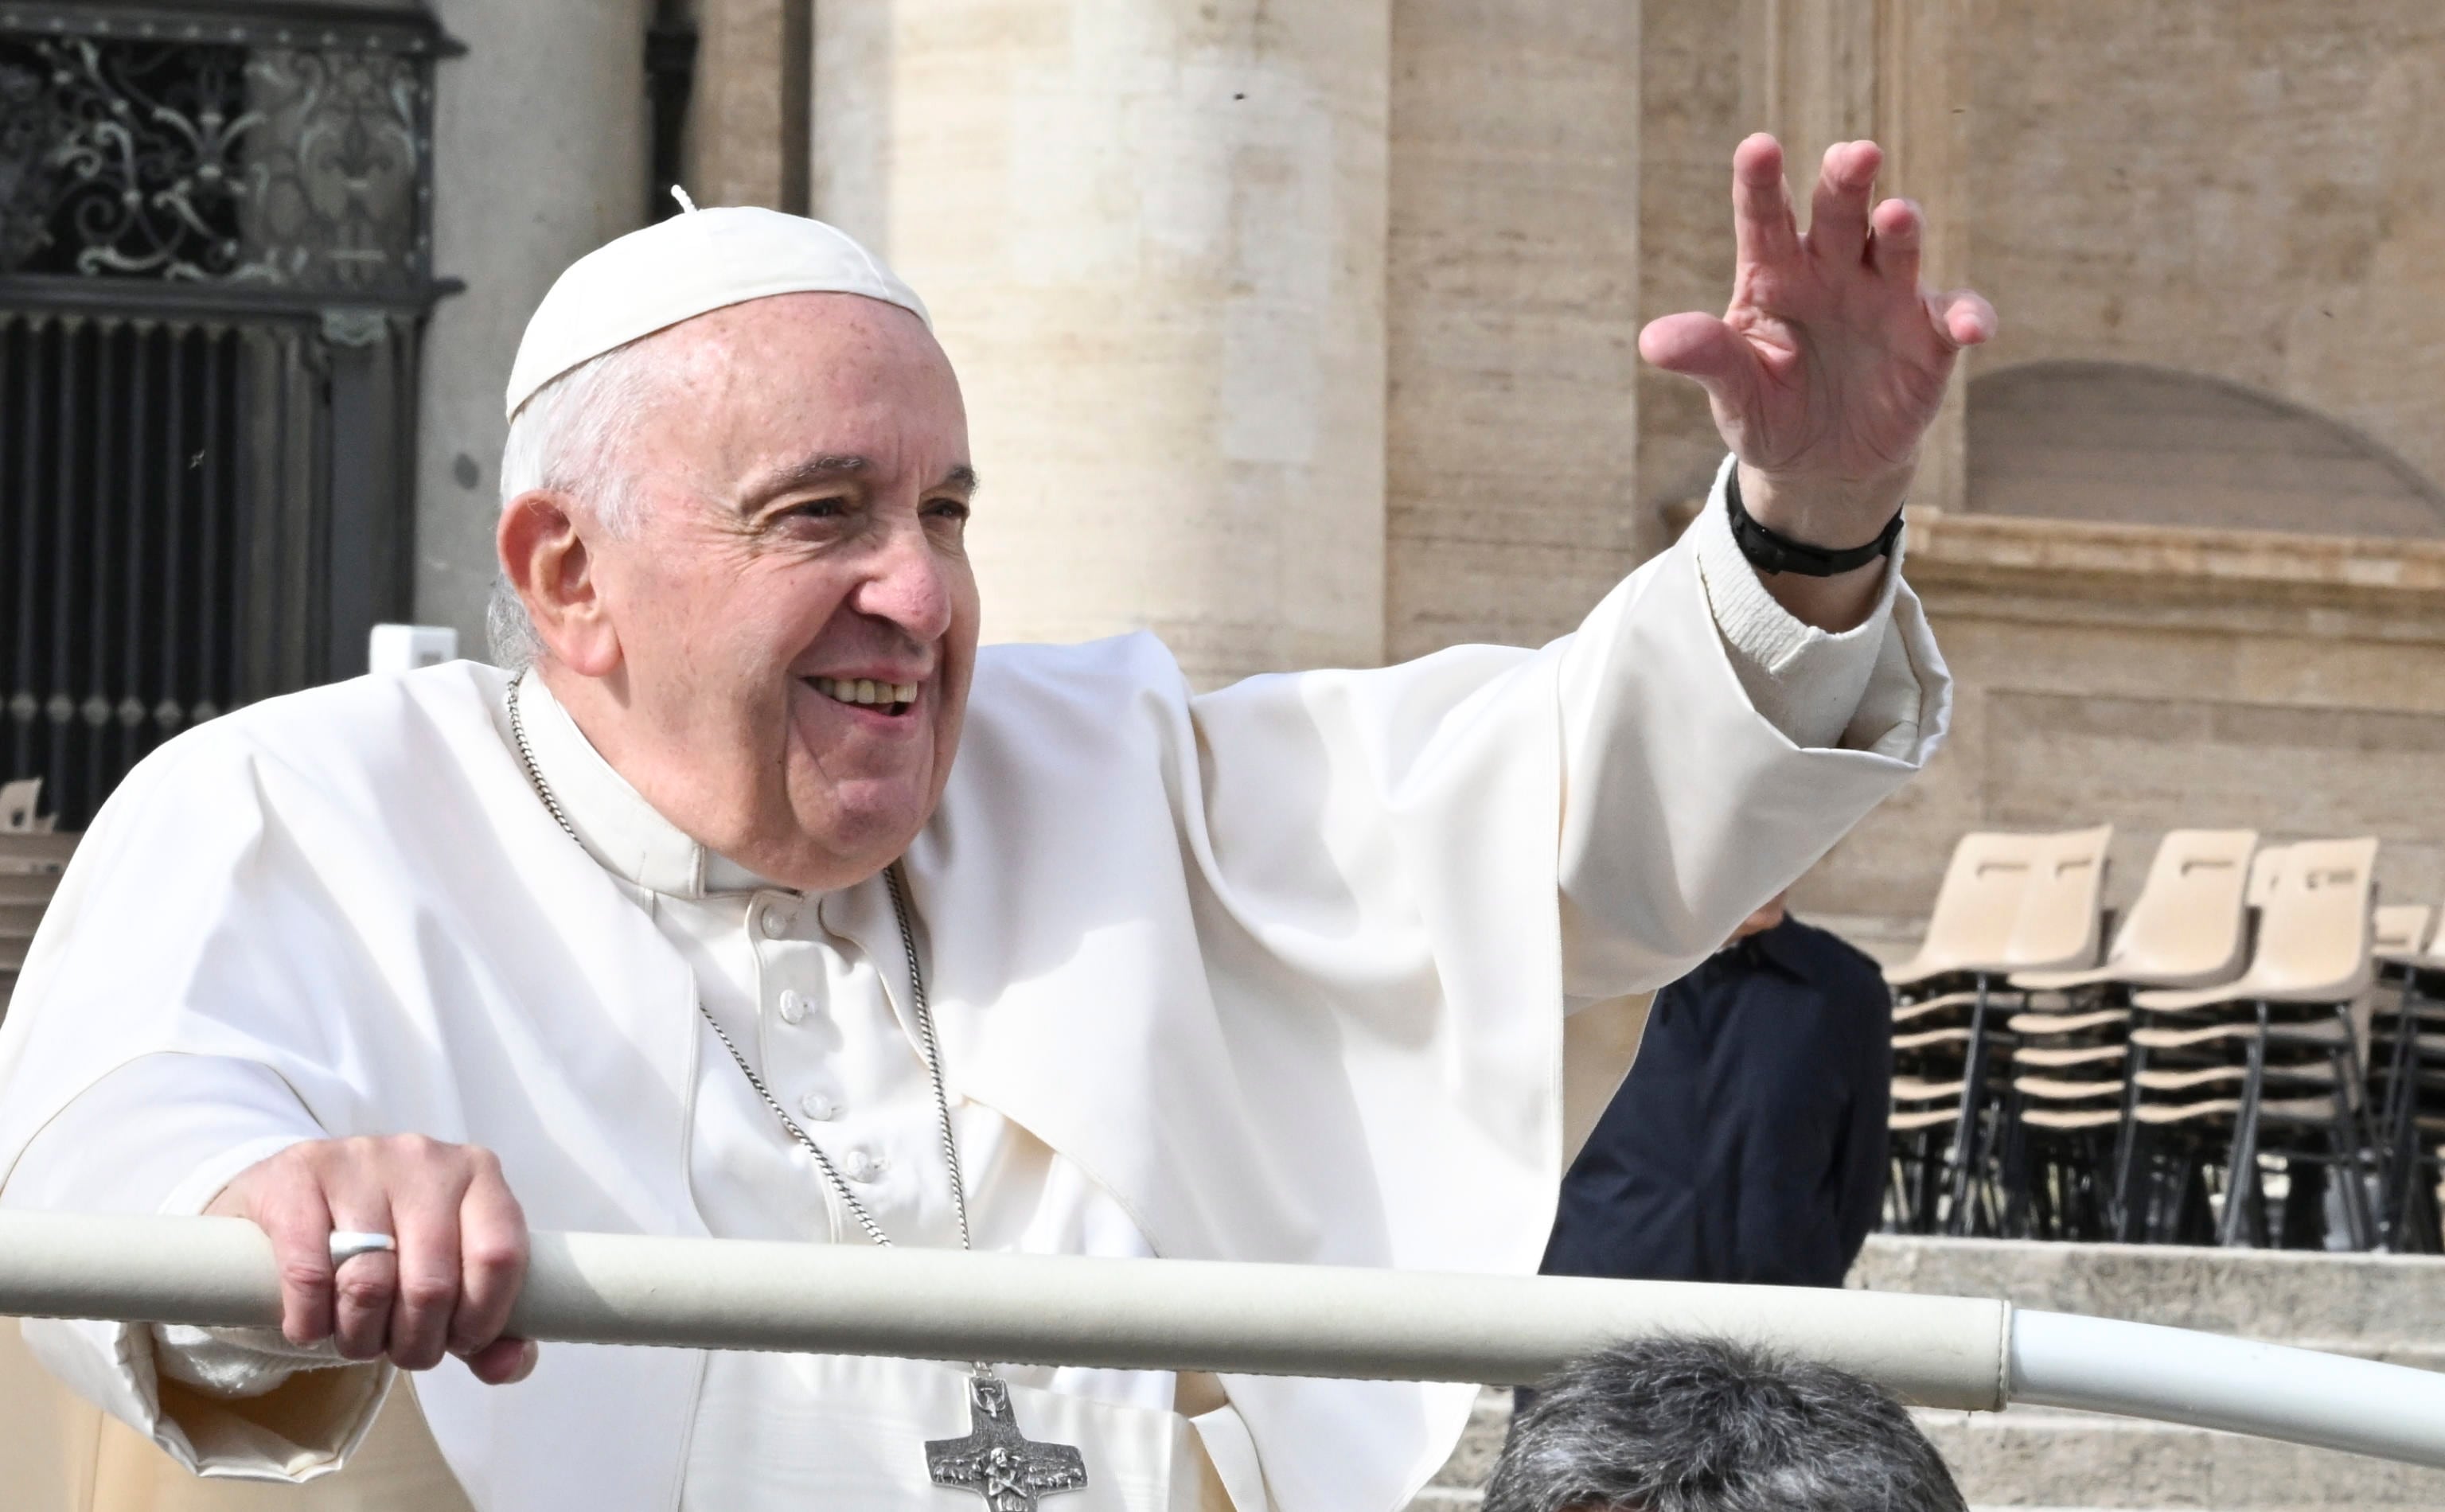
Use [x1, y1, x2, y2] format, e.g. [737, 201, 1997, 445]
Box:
[505, 675, 1088, 1507]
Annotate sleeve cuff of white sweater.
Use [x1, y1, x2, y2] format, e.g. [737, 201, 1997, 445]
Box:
[1690, 454, 1907, 752]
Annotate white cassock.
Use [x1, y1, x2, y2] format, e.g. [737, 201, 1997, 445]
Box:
[0, 462, 1948, 1512]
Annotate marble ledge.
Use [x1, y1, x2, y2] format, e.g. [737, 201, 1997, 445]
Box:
[1905, 511, 2445, 598]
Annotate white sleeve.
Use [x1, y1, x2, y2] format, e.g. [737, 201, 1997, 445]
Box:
[2, 1054, 387, 1479]
[1687, 453, 1916, 754]
[1554, 464, 1951, 1000]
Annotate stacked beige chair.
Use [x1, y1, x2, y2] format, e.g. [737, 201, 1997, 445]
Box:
[1994, 829, 2258, 1239]
[2128, 837, 2378, 1249]
[0, 777, 52, 832]
[0, 829, 76, 875]
[1883, 832, 2040, 1229]
[0, 875, 48, 1016]
[2371, 906, 2445, 1252]
[2373, 906, 2434, 961]
[1885, 826, 2112, 1235]
[0, 810, 72, 1019]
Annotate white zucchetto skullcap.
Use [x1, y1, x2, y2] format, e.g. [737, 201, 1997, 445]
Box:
[504, 199, 931, 421]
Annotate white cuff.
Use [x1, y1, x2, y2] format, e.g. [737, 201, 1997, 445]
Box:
[1690, 454, 1905, 750]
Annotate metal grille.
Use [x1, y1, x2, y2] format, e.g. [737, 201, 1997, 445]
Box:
[0, 2, 454, 828]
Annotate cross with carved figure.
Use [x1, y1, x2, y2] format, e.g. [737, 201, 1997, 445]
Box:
[925, 1371, 1089, 1510]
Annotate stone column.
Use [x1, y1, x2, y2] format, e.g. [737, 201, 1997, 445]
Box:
[685, 0, 813, 211]
[412, 0, 653, 657]
[814, 2, 1392, 684]
[1740, 0, 1971, 514]
[1382, 0, 1644, 659]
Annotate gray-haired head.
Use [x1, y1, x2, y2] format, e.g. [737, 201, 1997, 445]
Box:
[485, 335, 671, 668]
[1484, 1336, 1967, 1512]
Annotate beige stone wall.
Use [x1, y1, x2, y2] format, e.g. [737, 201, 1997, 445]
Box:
[1636, 0, 1749, 549]
[816, 1, 1393, 686]
[1382, 0, 1645, 661]
[682, 0, 809, 212]
[1964, 0, 2445, 505]
[1798, 516, 2445, 920]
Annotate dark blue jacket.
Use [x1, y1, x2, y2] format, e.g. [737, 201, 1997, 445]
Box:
[1541, 915, 1892, 1288]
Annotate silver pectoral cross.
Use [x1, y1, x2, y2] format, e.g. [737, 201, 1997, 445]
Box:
[926, 1371, 1090, 1510]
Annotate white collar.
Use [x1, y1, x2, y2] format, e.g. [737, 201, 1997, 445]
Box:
[513, 670, 776, 900]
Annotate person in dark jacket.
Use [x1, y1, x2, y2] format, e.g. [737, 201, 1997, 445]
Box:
[1542, 894, 1893, 1288]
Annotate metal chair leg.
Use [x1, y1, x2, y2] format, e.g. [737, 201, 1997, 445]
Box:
[2327, 1037, 2373, 1251]
[1997, 1081, 2033, 1238]
[2217, 1003, 2271, 1249]
[1944, 976, 1994, 1237]
[2111, 1037, 2149, 1241]
[2378, 980, 2426, 1249]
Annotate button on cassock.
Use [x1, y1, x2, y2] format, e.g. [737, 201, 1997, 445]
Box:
[777, 990, 809, 1025]
[758, 902, 790, 938]
[798, 1091, 836, 1121]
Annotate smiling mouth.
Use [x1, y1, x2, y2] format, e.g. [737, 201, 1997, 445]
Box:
[807, 676, 919, 717]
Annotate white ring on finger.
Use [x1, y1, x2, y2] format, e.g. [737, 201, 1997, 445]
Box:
[329, 1229, 398, 1267]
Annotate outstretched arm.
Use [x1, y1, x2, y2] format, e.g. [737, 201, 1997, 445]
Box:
[1642, 134, 1996, 632]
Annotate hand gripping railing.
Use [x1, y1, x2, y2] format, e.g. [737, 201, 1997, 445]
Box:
[2, 1214, 2441, 1469]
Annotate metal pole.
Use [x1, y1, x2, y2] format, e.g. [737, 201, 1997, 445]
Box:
[3, 1215, 2006, 1403]
[2010, 1309, 2445, 1470]
[5, 1215, 2445, 1467]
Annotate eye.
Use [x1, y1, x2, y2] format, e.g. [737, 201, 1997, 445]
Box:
[781, 497, 849, 521]
[923, 498, 972, 523]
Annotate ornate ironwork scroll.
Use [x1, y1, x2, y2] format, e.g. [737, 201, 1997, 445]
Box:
[0, 2, 450, 307]
[0, 3, 456, 828]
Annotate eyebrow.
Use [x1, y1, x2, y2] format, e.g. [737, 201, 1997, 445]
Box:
[742, 453, 979, 503]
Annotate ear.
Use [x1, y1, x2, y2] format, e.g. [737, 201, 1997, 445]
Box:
[497, 491, 621, 676]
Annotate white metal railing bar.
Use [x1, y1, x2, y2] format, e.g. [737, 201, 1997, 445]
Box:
[2, 1214, 2440, 1468]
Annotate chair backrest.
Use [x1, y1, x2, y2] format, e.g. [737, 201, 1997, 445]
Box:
[2373, 903, 2434, 958]
[0, 778, 41, 833]
[2246, 845, 2287, 909]
[0, 832, 76, 876]
[2004, 824, 2114, 972]
[1894, 831, 2042, 979]
[2100, 828, 2257, 986]
[2248, 836, 2379, 998]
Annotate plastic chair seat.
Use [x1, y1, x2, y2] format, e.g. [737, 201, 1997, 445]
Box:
[2006, 1007, 2129, 1037]
[2012, 1074, 2123, 1101]
[1892, 987, 1994, 1017]
[1890, 1075, 1967, 1103]
[2013, 1042, 2127, 1070]
[2129, 1017, 2350, 1052]
[2022, 1105, 2124, 1132]
[2133, 1094, 2349, 1127]
[1889, 1105, 1962, 1132]
[2137, 1061, 2336, 1093]
[2134, 976, 2372, 1012]
[1893, 1026, 2016, 1054]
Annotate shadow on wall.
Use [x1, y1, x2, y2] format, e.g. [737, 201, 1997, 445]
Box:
[1966, 360, 2445, 539]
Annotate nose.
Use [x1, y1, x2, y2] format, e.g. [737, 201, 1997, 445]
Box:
[848, 518, 957, 645]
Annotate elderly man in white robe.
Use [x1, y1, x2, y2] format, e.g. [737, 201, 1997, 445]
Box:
[0, 134, 1988, 1512]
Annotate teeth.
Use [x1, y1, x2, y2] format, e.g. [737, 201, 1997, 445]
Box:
[810, 676, 919, 708]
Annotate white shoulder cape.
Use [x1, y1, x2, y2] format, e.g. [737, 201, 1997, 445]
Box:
[0, 532, 1947, 1511]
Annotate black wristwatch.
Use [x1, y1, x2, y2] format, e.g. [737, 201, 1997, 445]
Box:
[1725, 466, 1905, 577]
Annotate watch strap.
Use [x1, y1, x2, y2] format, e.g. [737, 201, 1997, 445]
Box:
[1725, 466, 1905, 578]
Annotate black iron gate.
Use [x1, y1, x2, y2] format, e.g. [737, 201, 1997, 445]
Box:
[0, 1, 454, 828]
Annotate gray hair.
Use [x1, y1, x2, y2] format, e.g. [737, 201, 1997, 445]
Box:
[1484, 1337, 1966, 1512]
[485, 335, 672, 668]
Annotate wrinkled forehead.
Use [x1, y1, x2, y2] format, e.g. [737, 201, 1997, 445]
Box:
[635, 292, 969, 485]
